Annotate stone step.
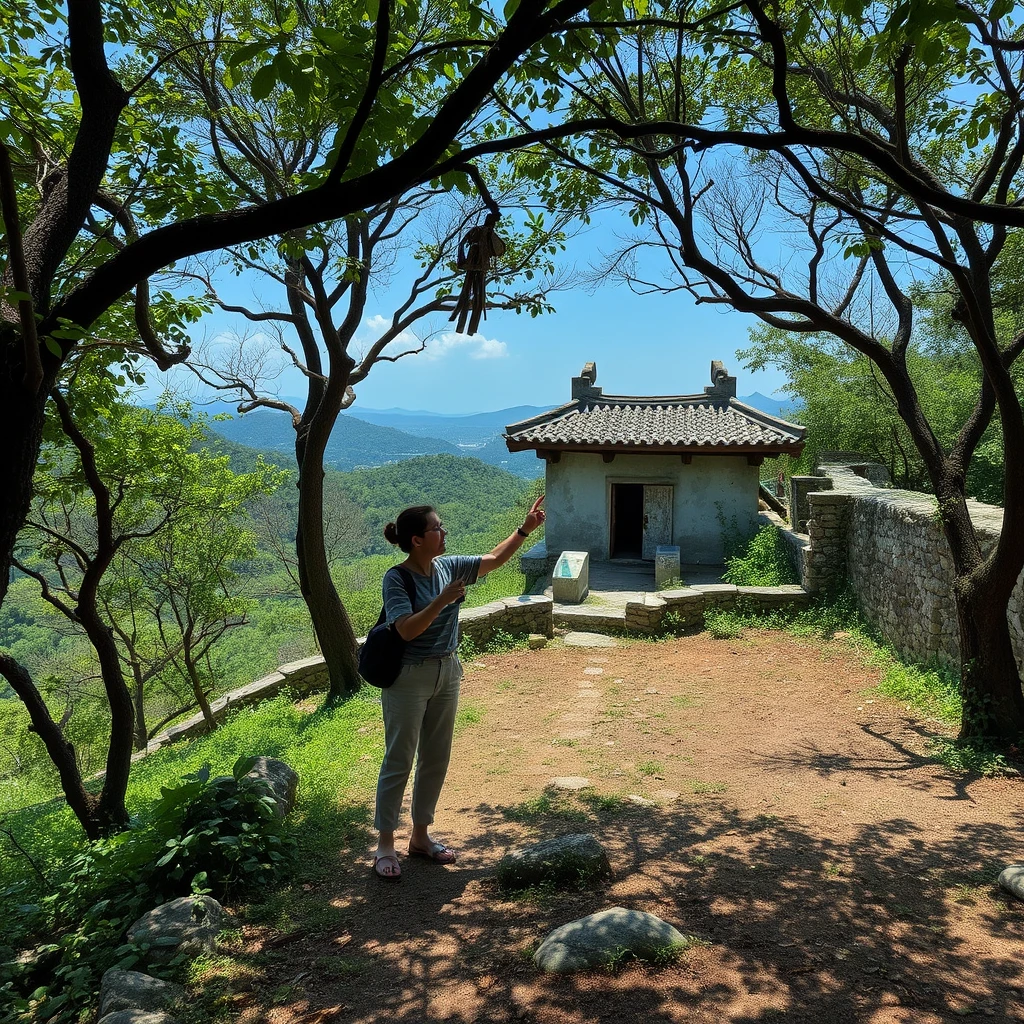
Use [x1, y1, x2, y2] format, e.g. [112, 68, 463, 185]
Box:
[554, 607, 626, 630]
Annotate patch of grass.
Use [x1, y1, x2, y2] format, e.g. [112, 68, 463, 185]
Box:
[580, 793, 626, 817]
[689, 780, 727, 795]
[636, 760, 663, 776]
[484, 629, 531, 654]
[927, 737, 1011, 776]
[503, 878, 561, 906]
[602, 936, 703, 971]
[670, 694, 698, 708]
[657, 576, 688, 591]
[455, 700, 484, 732]
[704, 610, 744, 640]
[873, 656, 961, 724]
[502, 791, 589, 826]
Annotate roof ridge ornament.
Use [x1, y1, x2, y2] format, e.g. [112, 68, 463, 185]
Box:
[705, 360, 737, 401]
[572, 360, 602, 400]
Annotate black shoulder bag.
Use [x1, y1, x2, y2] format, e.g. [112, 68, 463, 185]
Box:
[358, 567, 417, 688]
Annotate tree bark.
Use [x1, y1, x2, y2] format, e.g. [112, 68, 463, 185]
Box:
[295, 364, 362, 701]
[130, 659, 148, 751]
[181, 626, 216, 729]
[955, 573, 1024, 741]
[0, 652, 103, 840]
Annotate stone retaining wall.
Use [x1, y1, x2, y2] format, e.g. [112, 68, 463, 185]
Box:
[623, 583, 809, 632]
[142, 596, 554, 754]
[782, 463, 1024, 680]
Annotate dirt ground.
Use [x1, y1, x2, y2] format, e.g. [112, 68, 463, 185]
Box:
[229, 631, 1024, 1024]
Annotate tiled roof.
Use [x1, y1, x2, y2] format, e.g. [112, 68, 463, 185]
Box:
[505, 396, 805, 452]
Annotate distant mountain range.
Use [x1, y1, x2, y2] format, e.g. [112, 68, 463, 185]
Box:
[201, 392, 800, 479]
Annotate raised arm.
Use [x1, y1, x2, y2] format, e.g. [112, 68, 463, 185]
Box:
[479, 494, 546, 576]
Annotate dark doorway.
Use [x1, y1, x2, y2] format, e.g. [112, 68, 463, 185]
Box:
[610, 483, 644, 558]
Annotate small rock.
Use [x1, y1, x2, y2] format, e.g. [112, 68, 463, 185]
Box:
[652, 789, 680, 803]
[497, 834, 612, 890]
[472, 661, 489, 668]
[583, 667, 604, 675]
[998, 864, 1024, 901]
[246, 757, 298, 817]
[534, 906, 692, 973]
[528, 634, 548, 650]
[626, 794, 654, 807]
[550, 776, 591, 791]
[98, 971, 185, 1018]
[127, 896, 223, 964]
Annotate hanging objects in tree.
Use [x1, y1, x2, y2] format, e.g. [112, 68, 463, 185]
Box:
[449, 212, 506, 335]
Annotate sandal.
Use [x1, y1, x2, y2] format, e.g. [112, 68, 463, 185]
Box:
[372, 852, 402, 881]
[407, 841, 457, 864]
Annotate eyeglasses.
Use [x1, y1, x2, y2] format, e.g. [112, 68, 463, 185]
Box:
[424, 523, 446, 534]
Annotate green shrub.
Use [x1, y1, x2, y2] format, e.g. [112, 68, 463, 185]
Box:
[0, 756, 294, 1024]
[704, 609, 744, 640]
[721, 524, 797, 586]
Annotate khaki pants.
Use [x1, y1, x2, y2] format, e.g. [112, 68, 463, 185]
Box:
[373, 653, 462, 831]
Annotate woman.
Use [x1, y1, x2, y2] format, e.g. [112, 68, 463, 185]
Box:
[371, 495, 545, 881]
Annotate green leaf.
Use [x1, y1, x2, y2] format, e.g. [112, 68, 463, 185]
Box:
[228, 40, 267, 69]
[250, 63, 277, 102]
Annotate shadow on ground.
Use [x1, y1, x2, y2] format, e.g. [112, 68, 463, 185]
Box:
[215, 786, 1023, 1024]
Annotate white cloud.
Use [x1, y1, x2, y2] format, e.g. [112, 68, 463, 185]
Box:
[357, 315, 508, 362]
[359, 314, 421, 350]
[423, 332, 509, 361]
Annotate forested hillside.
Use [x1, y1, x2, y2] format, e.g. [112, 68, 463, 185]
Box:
[209, 409, 463, 469]
[0, 445, 539, 809]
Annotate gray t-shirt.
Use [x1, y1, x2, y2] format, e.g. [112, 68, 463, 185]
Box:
[383, 555, 482, 662]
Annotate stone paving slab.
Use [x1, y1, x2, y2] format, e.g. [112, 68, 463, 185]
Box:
[562, 632, 620, 648]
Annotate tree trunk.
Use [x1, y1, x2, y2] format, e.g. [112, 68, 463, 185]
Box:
[292, 336, 362, 702]
[0, 653, 104, 839]
[130, 658, 148, 751]
[0, 331, 49, 608]
[295, 442, 362, 701]
[77, 610, 134, 834]
[955, 571, 1024, 742]
[182, 644, 216, 729]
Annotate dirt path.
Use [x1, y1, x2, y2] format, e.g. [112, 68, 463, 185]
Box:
[232, 632, 1024, 1024]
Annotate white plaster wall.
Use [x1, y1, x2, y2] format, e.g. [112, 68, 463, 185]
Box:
[544, 452, 760, 563]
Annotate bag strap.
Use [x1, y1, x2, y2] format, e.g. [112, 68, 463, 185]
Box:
[374, 566, 418, 628]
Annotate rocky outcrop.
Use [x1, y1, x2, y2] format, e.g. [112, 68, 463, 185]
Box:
[127, 896, 223, 965]
[534, 907, 691, 973]
[97, 970, 184, 1018]
[496, 833, 611, 890]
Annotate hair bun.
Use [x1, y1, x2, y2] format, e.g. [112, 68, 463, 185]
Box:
[383, 522, 399, 544]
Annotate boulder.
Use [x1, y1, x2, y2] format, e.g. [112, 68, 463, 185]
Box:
[534, 906, 692, 973]
[127, 896, 223, 964]
[246, 756, 298, 817]
[99, 1012, 179, 1024]
[998, 864, 1024, 900]
[98, 970, 185, 1018]
[497, 833, 611, 890]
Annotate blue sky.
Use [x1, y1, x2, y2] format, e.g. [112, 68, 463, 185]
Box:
[146, 209, 791, 416]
